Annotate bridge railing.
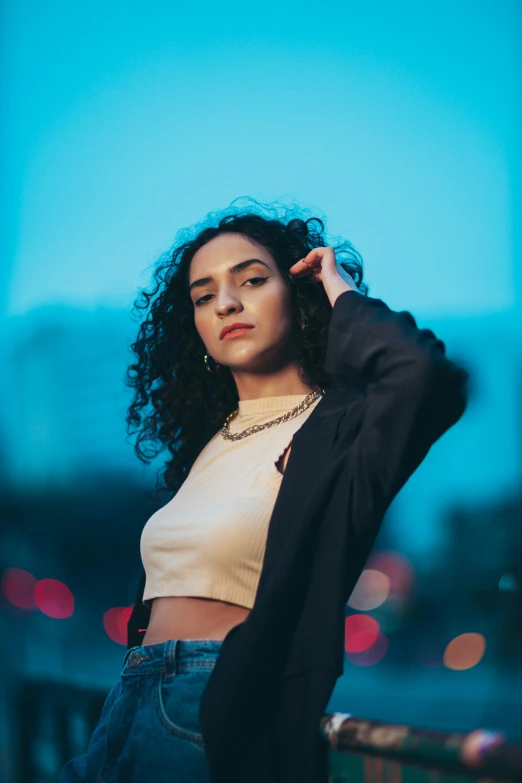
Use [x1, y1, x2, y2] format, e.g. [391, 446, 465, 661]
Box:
[10, 677, 522, 783]
[320, 712, 522, 782]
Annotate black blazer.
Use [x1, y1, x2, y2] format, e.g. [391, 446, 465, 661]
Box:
[127, 289, 469, 783]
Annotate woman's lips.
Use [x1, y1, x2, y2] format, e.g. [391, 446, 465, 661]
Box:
[222, 326, 255, 340]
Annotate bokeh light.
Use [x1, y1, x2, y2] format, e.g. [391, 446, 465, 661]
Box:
[348, 568, 391, 611]
[366, 550, 415, 596]
[443, 633, 486, 670]
[346, 633, 390, 667]
[34, 578, 75, 618]
[345, 613, 380, 653]
[498, 572, 518, 593]
[104, 605, 133, 645]
[1, 567, 37, 610]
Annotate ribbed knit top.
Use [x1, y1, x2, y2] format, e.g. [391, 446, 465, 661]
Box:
[140, 392, 322, 609]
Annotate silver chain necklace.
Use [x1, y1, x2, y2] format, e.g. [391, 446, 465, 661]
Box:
[220, 388, 326, 441]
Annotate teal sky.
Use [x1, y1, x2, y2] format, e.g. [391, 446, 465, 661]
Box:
[2, 0, 520, 320]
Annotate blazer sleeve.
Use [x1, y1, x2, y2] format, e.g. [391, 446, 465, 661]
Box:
[324, 289, 469, 537]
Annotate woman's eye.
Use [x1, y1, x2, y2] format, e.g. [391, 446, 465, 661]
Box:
[194, 276, 269, 306]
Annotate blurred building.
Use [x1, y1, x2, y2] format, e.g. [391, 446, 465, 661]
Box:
[444, 492, 522, 641]
[3, 305, 152, 489]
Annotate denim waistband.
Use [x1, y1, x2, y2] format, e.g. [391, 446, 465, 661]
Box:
[121, 638, 223, 677]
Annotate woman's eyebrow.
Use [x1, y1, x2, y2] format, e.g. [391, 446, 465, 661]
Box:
[189, 258, 271, 293]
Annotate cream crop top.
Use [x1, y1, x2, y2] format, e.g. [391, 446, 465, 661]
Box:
[139, 392, 322, 609]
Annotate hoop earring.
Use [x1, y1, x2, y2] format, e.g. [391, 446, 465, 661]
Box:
[204, 353, 220, 372]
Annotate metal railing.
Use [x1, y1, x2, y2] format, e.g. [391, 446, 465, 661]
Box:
[13, 678, 109, 783]
[10, 677, 522, 783]
[320, 712, 522, 782]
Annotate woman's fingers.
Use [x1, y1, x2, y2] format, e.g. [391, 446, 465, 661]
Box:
[289, 256, 321, 275]
[288, 247, 357, 304]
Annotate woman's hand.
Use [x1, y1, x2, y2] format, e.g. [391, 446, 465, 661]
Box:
[288, 247, 359, 307]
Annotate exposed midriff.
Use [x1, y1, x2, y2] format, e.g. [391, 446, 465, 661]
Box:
[141, 596, 251, 645]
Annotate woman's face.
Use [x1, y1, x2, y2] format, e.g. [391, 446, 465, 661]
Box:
[188, 233, 297, 375]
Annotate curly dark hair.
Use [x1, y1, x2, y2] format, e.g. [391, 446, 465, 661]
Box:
[125, 197, 369, 501]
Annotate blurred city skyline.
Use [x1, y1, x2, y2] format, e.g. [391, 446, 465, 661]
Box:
[2, 293, 520, 558]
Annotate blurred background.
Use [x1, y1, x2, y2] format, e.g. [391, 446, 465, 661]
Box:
[1, 0, 521, 779]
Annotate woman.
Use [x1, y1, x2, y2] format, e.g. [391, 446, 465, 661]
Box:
[59, 198, 468, 783]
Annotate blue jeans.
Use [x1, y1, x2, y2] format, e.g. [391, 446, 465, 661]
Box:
[58, 638, 223, 782]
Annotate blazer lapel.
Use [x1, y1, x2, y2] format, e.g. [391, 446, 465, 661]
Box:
[255, 388, 362, 586]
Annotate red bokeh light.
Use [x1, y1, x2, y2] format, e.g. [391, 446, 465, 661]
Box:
[34, 579, 74, 618]
[104, 605, 133, 645]
[1, 568, 37, 610]
[346, 632, 389, 666]
[345, 614, 380, 653]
